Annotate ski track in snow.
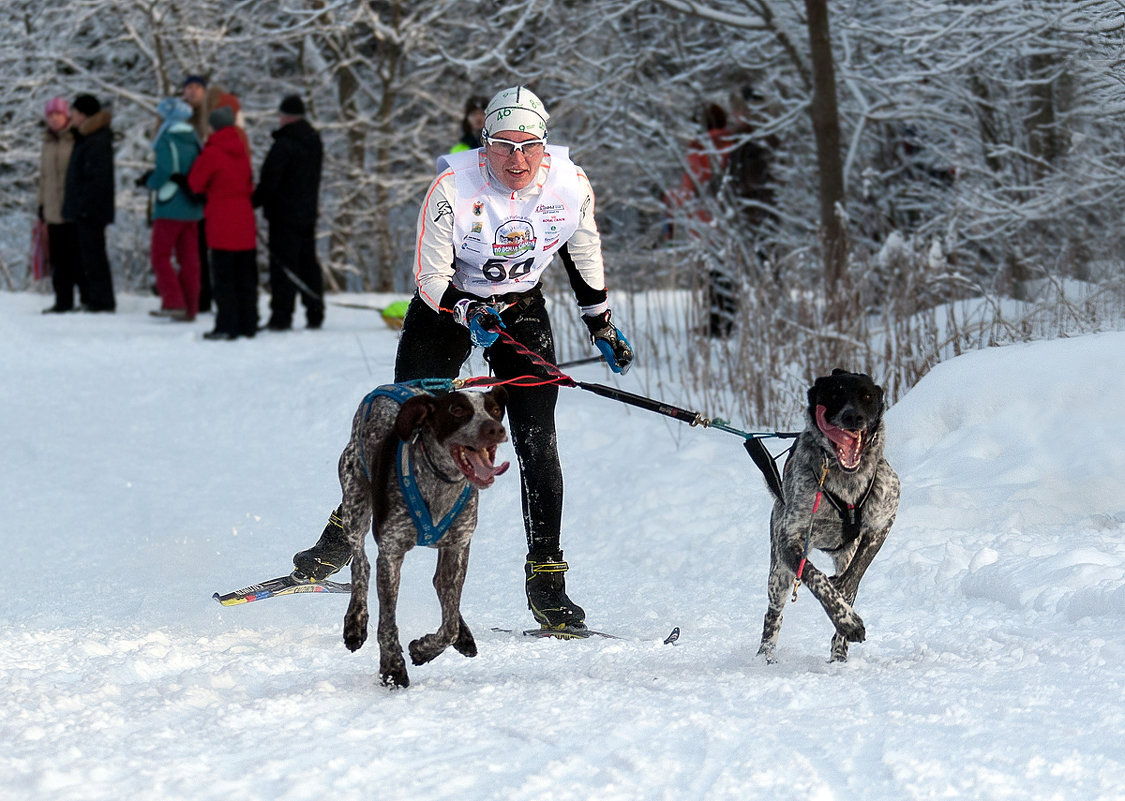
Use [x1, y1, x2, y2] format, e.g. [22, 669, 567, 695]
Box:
[2, 292, 1124, 800]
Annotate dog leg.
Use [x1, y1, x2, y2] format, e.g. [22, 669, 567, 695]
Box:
[374, 545, 409, 688]
[801, 564, 866, 644]
[757, 540, 790, 663]
[826, 524, 892, 661]
[409, 543, 473, 666]
[775, 536, 866, 646]
[341, 460, 373, 655]
[344, 544, 370, 652]
[833, 527, 890, 602]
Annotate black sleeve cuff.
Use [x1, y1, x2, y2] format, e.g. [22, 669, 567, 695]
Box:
[559, 244, 608, 308]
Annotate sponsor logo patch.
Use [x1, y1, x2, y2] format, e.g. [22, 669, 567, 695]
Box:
[492, 219, 536, 259]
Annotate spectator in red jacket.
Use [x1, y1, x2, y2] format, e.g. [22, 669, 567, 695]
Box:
[186, 103, 258, 340]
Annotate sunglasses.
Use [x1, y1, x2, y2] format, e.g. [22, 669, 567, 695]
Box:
[484, 136, 547, 157]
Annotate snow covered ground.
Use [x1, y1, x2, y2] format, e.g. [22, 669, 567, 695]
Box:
[2, 289, 1123, 801]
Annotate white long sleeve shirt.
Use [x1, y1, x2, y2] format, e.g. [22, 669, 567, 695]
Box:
[413, 146, 609, 317]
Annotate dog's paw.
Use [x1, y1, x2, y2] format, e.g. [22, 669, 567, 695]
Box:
[343, 611, 369, 653]
[453, 625, 477, 658]
[830, 634, 850, 662]
[380, 666, 410, 689]
[408, 635, 447, 666]
[834, 612, 865, 643]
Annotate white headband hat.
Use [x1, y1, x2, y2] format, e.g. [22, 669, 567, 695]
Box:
[482, 86, 549, 139]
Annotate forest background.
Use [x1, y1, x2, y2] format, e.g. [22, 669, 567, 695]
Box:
[1, 0, 1123, 426]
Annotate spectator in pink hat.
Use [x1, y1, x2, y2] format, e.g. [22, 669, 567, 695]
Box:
[37, 97, 85, 313]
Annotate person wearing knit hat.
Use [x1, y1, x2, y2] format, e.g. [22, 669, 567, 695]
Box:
[253, 93, 324, 331]
[139, 97, 204, 322]
[289, 86, 633, 637]
[44, 96, 69, 120]
[38, 96, 82, 312]
[481, 85, 549, 140]
[278, 94, 305, 117]
[212, 92, 251, 156]
[63, 93, 116, 312]
[71, 94, 102, 118]
[208, 104, 235, 132]
[186, 88, 258, 340]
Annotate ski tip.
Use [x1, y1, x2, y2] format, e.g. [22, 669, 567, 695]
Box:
[212, 593, 247, 606]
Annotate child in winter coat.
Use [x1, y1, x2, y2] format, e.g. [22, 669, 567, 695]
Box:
[185, 101, 258, 340]
[142, 97, 204, 321]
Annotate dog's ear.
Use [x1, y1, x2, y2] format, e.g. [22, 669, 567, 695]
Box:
[808, 379, 820, 410]
[831, 367, 850, 376]
[394, 395, 436, 440]
[485, 386, 508, 420]
[809, 374, 832, 409]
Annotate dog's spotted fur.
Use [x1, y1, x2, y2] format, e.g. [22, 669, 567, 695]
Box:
[340, 387, 509, 688]
[758, 370, 900, 663]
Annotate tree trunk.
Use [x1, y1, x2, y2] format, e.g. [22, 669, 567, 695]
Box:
[804, 0, 846, 289]
[369, 0, 404, 293]
[331, 61, 366, 292]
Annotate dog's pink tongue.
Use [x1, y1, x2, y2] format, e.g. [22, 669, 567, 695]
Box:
[816, 404, 862, 467]
[465, 449, 510, 483]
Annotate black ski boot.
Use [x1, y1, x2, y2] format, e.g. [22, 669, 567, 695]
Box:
[525, 550, 586, 630]
[292, 508, 352, 581]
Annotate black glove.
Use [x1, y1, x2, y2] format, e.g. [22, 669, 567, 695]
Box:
[583, 310, 634, 375]
[134, 169, 154, 188]
[171, 174, 205, 204]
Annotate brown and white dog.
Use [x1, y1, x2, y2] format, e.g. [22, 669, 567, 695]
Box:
[340, 385, 509, 687]
[758, 369, 900, 663]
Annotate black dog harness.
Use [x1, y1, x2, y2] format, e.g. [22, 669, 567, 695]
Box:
[819, 473, 877, 547]
[769, 444, 877, 547]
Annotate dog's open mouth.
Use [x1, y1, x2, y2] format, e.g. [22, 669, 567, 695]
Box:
[451, 444, 510, 489]
[815, 405, 866, 472]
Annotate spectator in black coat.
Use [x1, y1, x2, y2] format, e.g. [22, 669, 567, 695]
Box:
[252, 94, 325, 331]
[63, 93, 116, 312]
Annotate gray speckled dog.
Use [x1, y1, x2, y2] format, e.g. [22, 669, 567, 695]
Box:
[758, 370, 900, 663]
[340, 386, 509, 688]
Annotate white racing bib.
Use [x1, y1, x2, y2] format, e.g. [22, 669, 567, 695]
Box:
[436, 146, 584, 298]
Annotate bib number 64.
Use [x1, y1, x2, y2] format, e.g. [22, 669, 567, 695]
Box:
[482, 258, 535, 283]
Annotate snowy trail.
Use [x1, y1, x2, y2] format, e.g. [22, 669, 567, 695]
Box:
[2, 292, 1124, 800]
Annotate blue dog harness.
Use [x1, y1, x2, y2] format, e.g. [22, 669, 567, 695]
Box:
[358, 383, 474, 548]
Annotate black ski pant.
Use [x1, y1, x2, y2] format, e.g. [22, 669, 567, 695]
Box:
[211, 248, 259, 337]
[266, 222, 323, 329]
[47, 222, 84, 311]
[197, 219, 212, 312]
[75, 221, 115, 311]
